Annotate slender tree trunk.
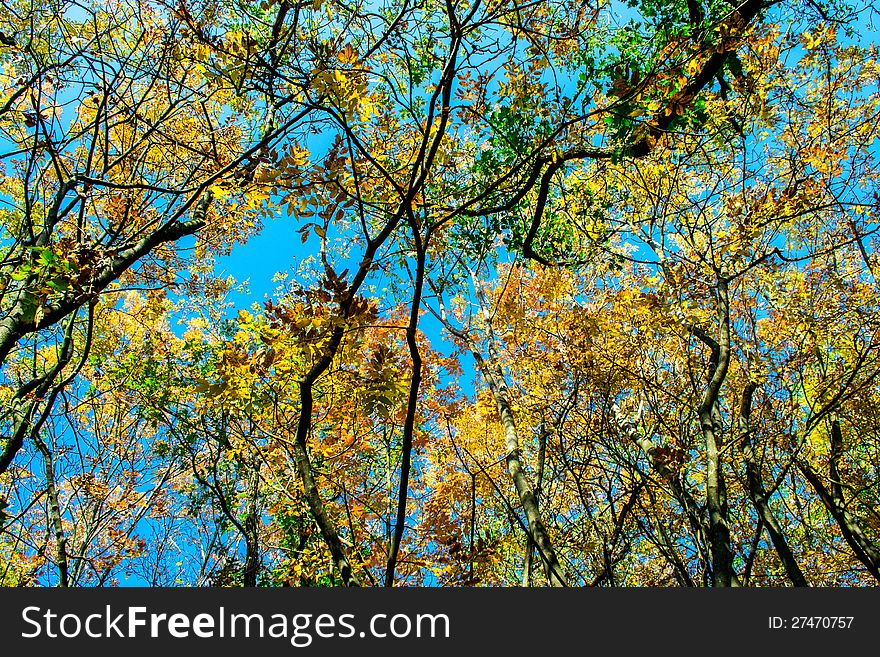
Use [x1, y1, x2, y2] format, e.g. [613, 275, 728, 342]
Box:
[652, 514, 697, 587]
[468, 472, 477, 583]
[290, 436, 362, 586]
[797, 420, 880, 582]
[385, 221, 425, 586]
[471, 348, 567, 586]
[614, 404, 711, 579]
[521, 427, 546, 586]
[693, 280, 740, 587]
[432, 278, 567, 586]
[0, 321, 77, 476]
[738, 383, 809, 586]
[470, 280, 566, 587]
[242, 458, 261, 587]
[521, 536, 534, 587]
[33, 434, 68, 587]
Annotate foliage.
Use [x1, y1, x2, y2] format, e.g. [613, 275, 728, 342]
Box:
[1, 0, 879, 588]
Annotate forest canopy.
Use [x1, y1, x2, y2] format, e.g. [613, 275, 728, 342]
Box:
[1, 0, 879, 587]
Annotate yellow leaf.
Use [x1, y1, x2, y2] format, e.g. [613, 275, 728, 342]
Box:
[338, 44, 359, 65]
[803, 31, 822, 50]
[210, 184, 230, 199]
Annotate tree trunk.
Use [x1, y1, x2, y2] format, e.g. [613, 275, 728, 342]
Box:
[797, 421, 880, 582]
[242, 458, 261, 587]
[34, 434, 68, 587]
[471, 348, 567, 587]
[739, 383, 809, 586]
[693, 280, 740, 587]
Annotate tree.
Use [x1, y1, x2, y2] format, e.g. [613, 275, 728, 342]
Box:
[4, 0, 880, 588]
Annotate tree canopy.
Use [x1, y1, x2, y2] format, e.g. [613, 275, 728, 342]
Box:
[1, 0, 879, 587]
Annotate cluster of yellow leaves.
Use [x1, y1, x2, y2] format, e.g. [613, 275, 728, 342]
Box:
[310, 45, 379, 121]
